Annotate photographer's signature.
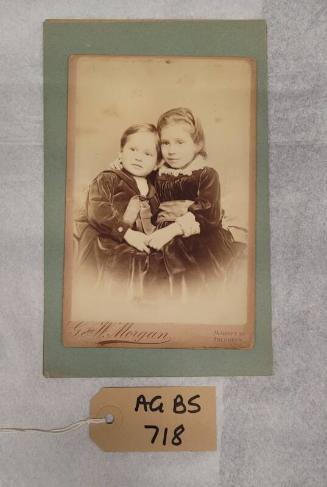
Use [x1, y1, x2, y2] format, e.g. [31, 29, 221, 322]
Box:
[70, 321, 171, 345]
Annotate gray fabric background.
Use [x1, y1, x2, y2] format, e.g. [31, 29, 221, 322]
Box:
[0, 1, 326, 486]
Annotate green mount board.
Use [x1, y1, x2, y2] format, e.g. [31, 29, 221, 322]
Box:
[44, 20, 272, 377]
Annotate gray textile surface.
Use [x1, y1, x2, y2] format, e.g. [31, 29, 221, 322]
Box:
[0, 1, 326, 486]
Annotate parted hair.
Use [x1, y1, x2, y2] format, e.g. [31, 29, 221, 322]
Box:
[120, 123, 162, 162]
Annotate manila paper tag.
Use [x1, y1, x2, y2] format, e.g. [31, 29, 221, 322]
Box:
[90, 386, 217, 452]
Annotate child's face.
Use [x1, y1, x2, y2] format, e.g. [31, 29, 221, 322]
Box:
[160, 123, 199, 169]
[121, 132, 158, 177]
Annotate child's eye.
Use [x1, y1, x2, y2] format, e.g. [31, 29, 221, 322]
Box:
[161, 141, 169, 146]
[144, 152, 152, 156]
[177, 140, 184, 144]
[130, 147, 135, 151]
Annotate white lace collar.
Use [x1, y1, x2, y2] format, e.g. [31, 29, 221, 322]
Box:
[158, 155, 207, 176]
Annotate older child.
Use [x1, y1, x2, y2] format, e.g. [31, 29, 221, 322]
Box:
[75, 123, 164, 299]
[147, 107, 235, 297]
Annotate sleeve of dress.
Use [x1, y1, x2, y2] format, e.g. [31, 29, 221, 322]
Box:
[87, 173, 131, 243]
[187, 167, 221, 233]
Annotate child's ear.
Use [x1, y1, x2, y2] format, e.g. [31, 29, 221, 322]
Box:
[110, 152, 123, 170]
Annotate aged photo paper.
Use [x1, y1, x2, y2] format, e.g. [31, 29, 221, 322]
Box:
[63, 55, 256, 349]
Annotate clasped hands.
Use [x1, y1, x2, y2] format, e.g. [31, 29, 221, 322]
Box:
[124, 215, 200, 252]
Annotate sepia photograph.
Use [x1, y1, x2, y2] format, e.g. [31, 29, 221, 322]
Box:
[63, 55, 256, 348]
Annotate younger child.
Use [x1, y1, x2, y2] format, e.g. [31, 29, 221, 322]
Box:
[147, 107, 235, 297]
[75, 123, 163, 299]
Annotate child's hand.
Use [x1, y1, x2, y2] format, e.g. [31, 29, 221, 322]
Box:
[176, 212, 200, 237]
[147, 223, 183, 250]
[124, 229, 150, 253]
[181, 220, 200, 237]
[110, 154, 123, 171]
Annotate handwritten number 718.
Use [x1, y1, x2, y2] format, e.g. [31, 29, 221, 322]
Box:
[144, 424, 185, 446]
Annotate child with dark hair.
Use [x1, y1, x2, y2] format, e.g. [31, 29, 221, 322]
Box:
[146, 107, 235, 297]
[75, 123, 164, 299]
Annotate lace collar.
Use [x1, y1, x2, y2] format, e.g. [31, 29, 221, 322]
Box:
[158, 155, 207, 176]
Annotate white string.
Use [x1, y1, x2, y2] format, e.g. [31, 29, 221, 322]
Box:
[0, 418, 106, 435]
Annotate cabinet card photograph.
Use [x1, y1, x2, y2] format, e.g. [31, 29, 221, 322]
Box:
[63, 55, 256, 349]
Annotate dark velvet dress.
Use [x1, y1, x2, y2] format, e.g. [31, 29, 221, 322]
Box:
[74, 169, 164, 299]
[154, 164, 235, 296]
